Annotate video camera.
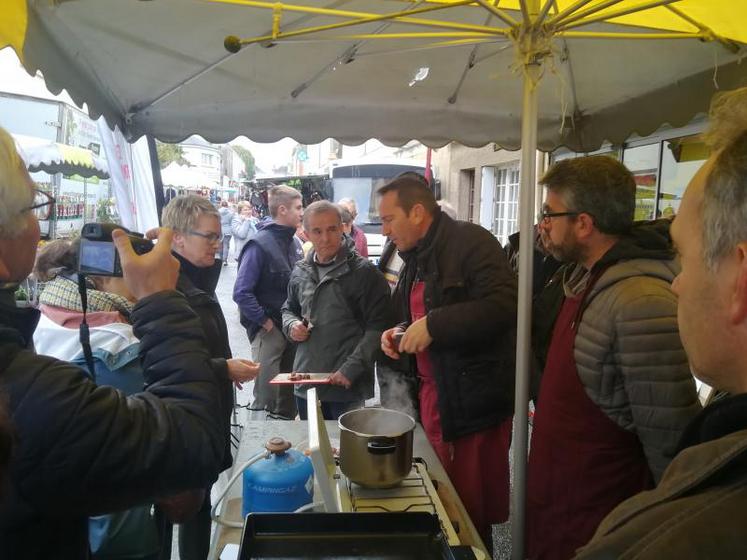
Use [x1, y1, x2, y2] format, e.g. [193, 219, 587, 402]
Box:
[78, 223, 153, 277]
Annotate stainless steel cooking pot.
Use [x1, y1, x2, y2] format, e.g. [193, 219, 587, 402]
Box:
[338, 408, 416, 488]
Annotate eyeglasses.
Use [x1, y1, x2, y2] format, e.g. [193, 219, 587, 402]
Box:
[537, 210, 580, 224]
[187, 230, 221, 243]
[25, 189, 56, 221]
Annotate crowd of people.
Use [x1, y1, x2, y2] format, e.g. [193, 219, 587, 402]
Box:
[2, 85, 747, 560]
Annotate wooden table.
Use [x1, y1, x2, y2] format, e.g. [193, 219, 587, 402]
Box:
[209, 419, 487, 559]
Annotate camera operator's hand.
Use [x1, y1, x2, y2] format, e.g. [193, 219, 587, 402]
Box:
[113, 227, 180, 300]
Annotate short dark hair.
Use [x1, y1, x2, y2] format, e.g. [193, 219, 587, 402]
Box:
[378, 175, 437, 215]
[540, 155, 635, 235]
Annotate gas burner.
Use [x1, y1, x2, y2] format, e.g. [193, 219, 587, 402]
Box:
[345, 460, 460, 546]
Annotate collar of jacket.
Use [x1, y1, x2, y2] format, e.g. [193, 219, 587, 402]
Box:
[300, 240, 354, 277]
[399, 206, 445, 266]
[257, 220, 298, 240]
[0, 287, 40, 348]
[173, 252, 221, 296]
[590, 218, 675, 274]
[676, 393, 747, 452]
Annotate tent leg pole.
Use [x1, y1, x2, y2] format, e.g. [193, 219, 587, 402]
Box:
[147, 135, 165, 225]
[511, 51, 541, 560]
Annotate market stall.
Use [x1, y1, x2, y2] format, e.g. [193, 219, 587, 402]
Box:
[13, 133, 111, 238]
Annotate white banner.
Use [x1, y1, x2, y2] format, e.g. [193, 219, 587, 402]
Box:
[96, 120, 159, 234]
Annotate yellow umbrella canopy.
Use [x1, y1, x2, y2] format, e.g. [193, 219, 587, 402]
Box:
[0, 1, 744, 150]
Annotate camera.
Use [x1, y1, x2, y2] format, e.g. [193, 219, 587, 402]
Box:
[78, 223, 153, 277]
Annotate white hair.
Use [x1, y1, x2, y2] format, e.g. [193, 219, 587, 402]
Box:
[162, 194, 220, 232]
[701, 87, 747, 270]
[337, 197, 358, 217]
[0, 127, 34, 238]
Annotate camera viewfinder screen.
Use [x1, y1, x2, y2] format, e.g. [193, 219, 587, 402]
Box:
[79, 240, 116, 275]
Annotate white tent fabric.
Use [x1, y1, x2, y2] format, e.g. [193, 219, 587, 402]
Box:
[161, 162, 210, 190]
[18, 0, 747, 151]
[97, 122, 159, 234]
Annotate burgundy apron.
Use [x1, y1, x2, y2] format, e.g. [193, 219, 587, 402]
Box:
[410, 281, 512, 538]
[526, 294, 653, 560]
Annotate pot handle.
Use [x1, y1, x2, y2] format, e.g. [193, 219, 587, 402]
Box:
[367, 437, 396, 455]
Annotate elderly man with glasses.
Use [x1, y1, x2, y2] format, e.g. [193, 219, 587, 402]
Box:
[161, 195, 258, 560]
[526, 156, 701, 560]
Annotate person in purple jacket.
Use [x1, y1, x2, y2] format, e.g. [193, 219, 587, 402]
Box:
[233, 185, 304, 419]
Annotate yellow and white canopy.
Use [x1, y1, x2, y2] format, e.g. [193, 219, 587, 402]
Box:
[1, 1, 745, 149]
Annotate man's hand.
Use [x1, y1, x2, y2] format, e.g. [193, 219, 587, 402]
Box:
[227, 358, 260, 389]
[381, 327, 404, 359]
[400, 317, 433, 354]
[113, 227, 180, 300]
[289, 320, 310, 342]
[262, 318, 274, 332]
[328, 370, 352, 389]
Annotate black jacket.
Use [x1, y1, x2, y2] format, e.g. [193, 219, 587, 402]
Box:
[0, 289, 228, 559]
[175, 254, 234, 471]
[395, 210, 518, 441]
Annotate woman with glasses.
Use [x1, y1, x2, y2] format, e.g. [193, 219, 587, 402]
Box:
[161, 194, 258, 560]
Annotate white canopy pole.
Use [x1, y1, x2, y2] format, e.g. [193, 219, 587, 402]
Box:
[512, 1, 542, 558]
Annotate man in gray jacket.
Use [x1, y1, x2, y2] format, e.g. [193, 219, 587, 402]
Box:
[282, 201, 392, 419]
[527, 155, 701, 560]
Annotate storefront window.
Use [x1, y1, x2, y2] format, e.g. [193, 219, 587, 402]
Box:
[622, 144, 659, 221]
[493, 166, 520, 245]
[658, 135, 709, 218]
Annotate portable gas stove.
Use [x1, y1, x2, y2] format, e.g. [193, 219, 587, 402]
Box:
[306, 389, 462, 548]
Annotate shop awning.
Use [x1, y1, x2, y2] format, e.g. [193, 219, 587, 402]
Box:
[13, 134, 110, 179]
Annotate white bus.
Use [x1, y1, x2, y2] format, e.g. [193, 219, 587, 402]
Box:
[328, 158, 437, 263]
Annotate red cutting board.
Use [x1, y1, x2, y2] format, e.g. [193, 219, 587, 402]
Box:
[270, 373, 332, 385]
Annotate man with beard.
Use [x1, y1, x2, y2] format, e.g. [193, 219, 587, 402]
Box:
[573, 85, 747, 560]
[526, 156, 701, 560]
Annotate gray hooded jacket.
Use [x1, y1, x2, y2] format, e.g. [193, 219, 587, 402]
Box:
[281, 242, 393, 402]
[535, 220, 701, 482]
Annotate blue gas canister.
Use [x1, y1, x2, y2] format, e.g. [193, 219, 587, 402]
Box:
[242, 437, 314, 517]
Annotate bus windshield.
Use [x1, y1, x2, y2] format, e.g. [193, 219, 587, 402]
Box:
[330, 162, 427, 229]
